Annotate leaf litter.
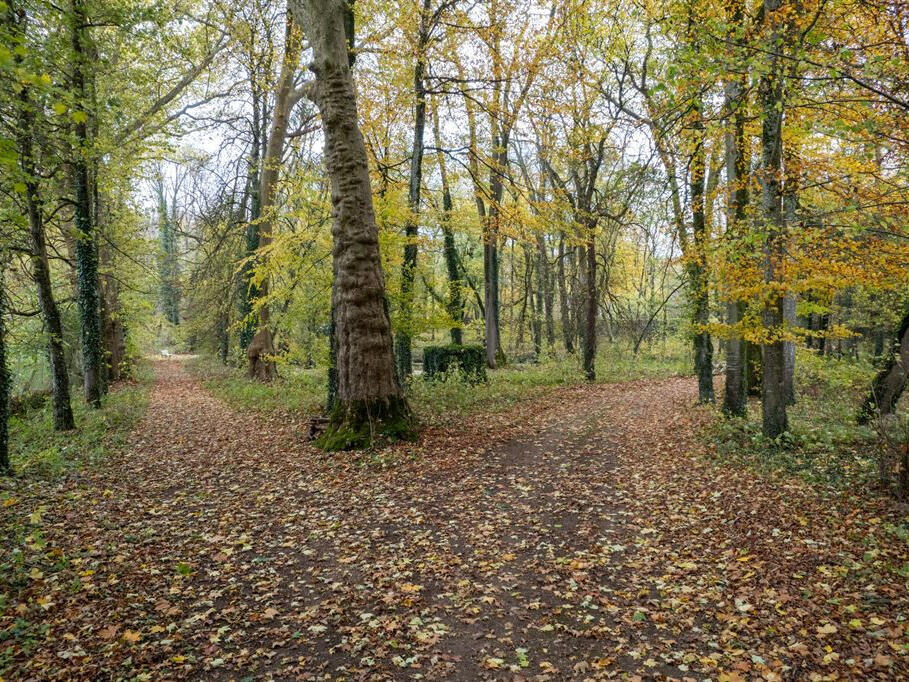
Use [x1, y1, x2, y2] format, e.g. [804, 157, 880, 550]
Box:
[1, 358, 907, 680]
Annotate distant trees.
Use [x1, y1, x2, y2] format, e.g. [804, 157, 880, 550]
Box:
[5, 0, 907, 466]
[0, 0, 224, 470]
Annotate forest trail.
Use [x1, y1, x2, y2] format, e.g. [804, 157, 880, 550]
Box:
[3, 357, 908, 680]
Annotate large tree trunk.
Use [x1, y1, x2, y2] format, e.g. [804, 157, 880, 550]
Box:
[690, 103, 715, 403]
[721, 0, 748, 417]
[70, 0, 102, 408]
[859, 308, 909, 423]
[758, 0, 788, 438]
[247, 16, 303, 381]
[13, 20, 75, 431]
[290, 0, 413, 449]
[395, 0, 431, 378]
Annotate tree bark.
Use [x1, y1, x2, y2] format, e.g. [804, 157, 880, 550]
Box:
[70, 0, 102, 408]
[246, 15, 303, 381]
[239, 86, 266, 353]
[12, 11, 75, 430]
[582, 231, 597, 381]
[721, 0, 748, 417]
[540, 235, 555, 348]
[758, 0, 788, 438]
[432, 106, 463, 344]
[0, 264, 11, 475]
[395, 0, 431, 378]
[557, 232, 575, 353]
[690, 102, 715, 403]
[289, 0, 413, 448]
[859, 308, 909, 423]
[533, 238, 545, 358]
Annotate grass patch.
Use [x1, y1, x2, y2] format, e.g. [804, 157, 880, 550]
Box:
[7, 367, 152, 480]
[411, 340, 691, 425]
[187, 355, 325, 415]
[190, 342, 691, 429]
[705, 350, 882, 491]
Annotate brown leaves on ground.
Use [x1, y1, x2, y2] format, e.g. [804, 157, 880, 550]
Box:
[1, 358, 907, 680]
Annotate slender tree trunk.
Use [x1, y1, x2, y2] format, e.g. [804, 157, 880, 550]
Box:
[101, 264, 127, 382]
[0, 263, 11, 475]
[395, 0, 431, 378]
[483, 121, 508, 368]
[70, 0, 102, 408]
[690, 103, 715, 403]
[782, 142, 800, 405]
[290, 0, 413, 449]
[572, 244, 585, 353]
[533, 240, 545, 358]
[758, 0, 788, 437]
[859, 308, 909, 423]
[540, 235, 555, 348]
[433, 108, 463, 344]
[722, 0, 748, 416]
[247, 16, 303, 381]
[557, 232, 574, 353]
[13, 23, 75, 430]
[582, 230, 597, 381]
[239, 90, 265, 353]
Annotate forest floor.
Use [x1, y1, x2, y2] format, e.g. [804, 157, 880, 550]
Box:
[1, 356, 908, 681]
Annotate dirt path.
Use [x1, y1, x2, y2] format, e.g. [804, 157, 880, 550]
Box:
[2, 358, 907, 680]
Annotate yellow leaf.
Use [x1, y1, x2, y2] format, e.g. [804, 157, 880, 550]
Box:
[122, 630, 141, 643]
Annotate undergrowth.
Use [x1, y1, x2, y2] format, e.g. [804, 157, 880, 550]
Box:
[6, 367, 152, 480]
[705, 351, 883, 491]
[190, 341, 691, 428]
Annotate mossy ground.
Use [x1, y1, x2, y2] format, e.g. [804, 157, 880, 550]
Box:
[315, 396, 416, 451]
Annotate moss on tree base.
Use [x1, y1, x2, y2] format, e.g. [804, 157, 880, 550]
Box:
[315, 395, 416, 451]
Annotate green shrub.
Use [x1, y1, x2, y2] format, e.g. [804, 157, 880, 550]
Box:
[422, 344, 487, 383]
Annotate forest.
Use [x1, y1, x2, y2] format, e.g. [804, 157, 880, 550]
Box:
[1, 0, 908, 678]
